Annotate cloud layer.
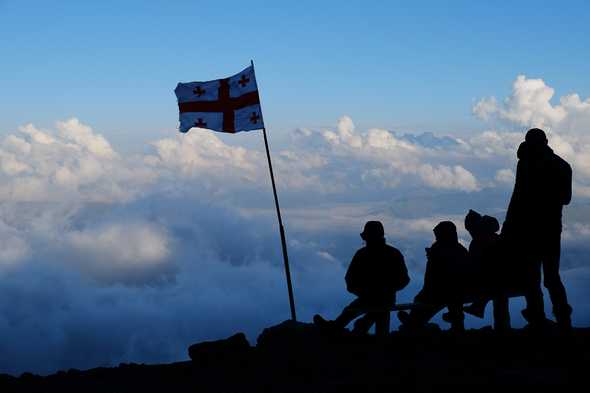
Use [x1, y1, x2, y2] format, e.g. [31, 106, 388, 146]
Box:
[1, 74, 590, 375]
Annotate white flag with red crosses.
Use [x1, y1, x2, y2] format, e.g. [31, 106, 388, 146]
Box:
[175, 65, 264, 133]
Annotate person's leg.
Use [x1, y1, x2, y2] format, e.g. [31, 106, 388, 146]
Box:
[446, 303, 465, 331]
[542, 231, 572, 327]
[373, 311, 390, 337]
[464, 298, 489, 318]
[399, 303, 443, 328]
[352, 313, 375, 334]
[492, 296, 511, 331]
[333, 298, 367, 329]
[522, 257, 546, 325]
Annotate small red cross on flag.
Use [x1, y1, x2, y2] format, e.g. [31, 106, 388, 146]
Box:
[175, 65, 264, 133]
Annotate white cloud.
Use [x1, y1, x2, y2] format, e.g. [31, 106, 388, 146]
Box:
[150, 131, 262, 182]
[66, 223, 170, 266]
[63, 222, 173, 285]
[0, 223, 30, 267]
[473, 74, 590, 192]
[2, 96, 590, 374]
[416, 164, 479, 192]
[0, 120, 156, 203]
[495, 168, 515, 184]
[57, 118, 116, 159]
[473, 75, 567, 128]
[302, 116, 481, 192]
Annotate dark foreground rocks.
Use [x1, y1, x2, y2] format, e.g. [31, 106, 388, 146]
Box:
[1, 321, 588, 393]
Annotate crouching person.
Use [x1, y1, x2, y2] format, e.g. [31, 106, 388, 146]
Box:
[314, 221, 410, 336]
[398, 221, 469, 332]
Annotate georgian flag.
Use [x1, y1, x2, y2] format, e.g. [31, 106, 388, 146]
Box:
[175, 65, 264, 133]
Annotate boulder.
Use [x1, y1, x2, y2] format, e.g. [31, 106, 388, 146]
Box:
[188, 332, 251, 366]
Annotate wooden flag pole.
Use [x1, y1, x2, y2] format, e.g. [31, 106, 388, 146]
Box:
[251, 60, 297, 321]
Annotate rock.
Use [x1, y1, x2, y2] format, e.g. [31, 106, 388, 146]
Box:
[256, 319, 319, 348]
[188, 332, 251, 365]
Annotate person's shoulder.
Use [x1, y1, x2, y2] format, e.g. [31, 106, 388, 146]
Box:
[550, 150, 571, 169]
[384, 243, 403, 254]
[353, 247, 368, 258]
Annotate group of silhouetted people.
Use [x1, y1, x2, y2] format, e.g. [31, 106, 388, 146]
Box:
[314, 128, 573, 334]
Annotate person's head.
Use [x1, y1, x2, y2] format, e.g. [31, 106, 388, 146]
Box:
[480, 215, 500, 235]
[464, 209, 483, 238]
[525, 128, 548, 146]
[433, 221, 458, 244]
[520, 128, 550, 159]
[360, 221, 385, 245]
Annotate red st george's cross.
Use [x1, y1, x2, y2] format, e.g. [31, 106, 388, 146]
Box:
[174, 65, 264, 133]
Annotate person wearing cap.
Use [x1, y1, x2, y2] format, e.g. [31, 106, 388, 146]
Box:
[398, 221, 469, 332]
[314, 221, 410, 336]
[502, 128, 573, 329]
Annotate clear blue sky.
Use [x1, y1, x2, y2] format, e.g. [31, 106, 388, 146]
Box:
[1, 0, 589, 148]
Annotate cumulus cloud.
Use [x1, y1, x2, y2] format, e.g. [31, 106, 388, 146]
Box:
[298, 116, 481, 192]
[57, 118, 116, 159]
[495, 168, 515, 184]
[1, 88, 590, 375]
[150, 131, 261, 180]
[473, 75, 567, 127]
[0, 222, 30, 267]
[65, 223, 172, 285]
[0, 120, 155, 203]
[473, 75, 590, 197]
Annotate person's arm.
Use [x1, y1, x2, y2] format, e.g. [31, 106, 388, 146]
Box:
[345, 251, 363, 295]
[562, 161, 572, 206]
[422, 248, 435, 293]
[502, 160, 523, 235]
[395, 252, 410, 291]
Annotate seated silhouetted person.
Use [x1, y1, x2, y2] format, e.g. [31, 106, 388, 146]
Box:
[501, 128, 573, 329]
[462, 210, 511, 330]
[398, 221, 469, 332]
[314, 221, 409, 336]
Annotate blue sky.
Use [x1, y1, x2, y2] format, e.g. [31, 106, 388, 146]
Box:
[1, 1, 590, 375]
[2, 0, 590, 146]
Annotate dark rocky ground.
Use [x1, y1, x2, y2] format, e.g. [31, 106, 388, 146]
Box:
[1, 321, 588, 392]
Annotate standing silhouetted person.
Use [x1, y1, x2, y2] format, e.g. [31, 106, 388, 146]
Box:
[501, 128, 572, 329]
[398, 221, 469, 332]
[314, 221, 409, 336]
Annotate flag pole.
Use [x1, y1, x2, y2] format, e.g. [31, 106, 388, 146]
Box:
[251, 60, 297, 321]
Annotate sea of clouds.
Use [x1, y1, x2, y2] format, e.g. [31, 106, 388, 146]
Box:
[1, 75, 590, 374]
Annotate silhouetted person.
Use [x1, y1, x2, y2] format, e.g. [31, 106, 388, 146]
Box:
[501, 128, 572, 329]
[314, 221, 409, 336]
[398, 221, 469, 331]
[462, 210, 511, 330]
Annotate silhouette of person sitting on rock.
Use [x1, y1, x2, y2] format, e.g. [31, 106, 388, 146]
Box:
[501, 128, 573, 330]
[462, 209, 511, 330]
[314, 221, 409, 336]
[398, 221, 469, 332]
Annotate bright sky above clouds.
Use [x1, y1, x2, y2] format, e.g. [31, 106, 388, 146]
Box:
[1, 0, 590, 143]
[1, 1, 590, 375]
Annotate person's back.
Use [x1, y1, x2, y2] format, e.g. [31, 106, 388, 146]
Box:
[314, 221, 409, 336]
[466, 211, 502, 287]
[502, 128, 573, 329]
[419, 222, 469, 304]
[399, 221, 469, 332]
[346, 242, 409, 303]
[504, 129, 572, 236]
[462, 210, 511, 329]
